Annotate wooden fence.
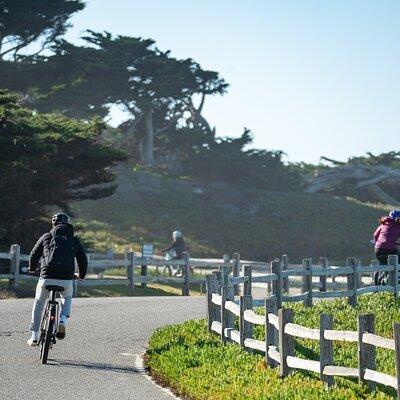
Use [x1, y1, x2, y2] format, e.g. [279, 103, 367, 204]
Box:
[1, 243, 398, 303]
[230, 255, 399, 308]
[0, 244, 238, 297]
[206, 266, 400, 398]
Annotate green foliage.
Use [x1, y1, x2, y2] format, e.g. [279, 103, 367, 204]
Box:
[0, 89, 125, 250]
[159, 128, 302, 190]
[146, 294, 398, 399]
[0, 30, 228, 164]
[0, 0, 84, 59]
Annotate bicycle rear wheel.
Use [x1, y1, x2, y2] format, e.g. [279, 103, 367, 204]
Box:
[41, 310, 55, 364]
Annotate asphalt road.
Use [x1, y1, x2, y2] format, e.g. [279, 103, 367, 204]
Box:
[0, 296, 206, 400]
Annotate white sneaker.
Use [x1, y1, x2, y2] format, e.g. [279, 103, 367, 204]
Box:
[57, 322, 66, 340]
[27, 331, 39, 347]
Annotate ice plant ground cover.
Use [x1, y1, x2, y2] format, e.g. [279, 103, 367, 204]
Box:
[146, 293, 398, 399]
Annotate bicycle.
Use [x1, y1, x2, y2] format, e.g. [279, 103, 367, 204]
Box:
[370, 240, 400, 286]
[22, 267, 75, 364]
[37, 284, 65, 364]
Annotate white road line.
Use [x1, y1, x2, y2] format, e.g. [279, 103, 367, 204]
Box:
[134, 354, 182, 399]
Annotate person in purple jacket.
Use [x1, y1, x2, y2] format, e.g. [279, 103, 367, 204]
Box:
[373, 210, 400, 285]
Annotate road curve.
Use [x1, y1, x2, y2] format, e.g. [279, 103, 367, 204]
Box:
[0, 296, 206, 400]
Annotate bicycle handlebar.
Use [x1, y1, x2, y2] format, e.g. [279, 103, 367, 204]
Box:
[21, 266, 82, 280]
[21, 266, 39, 275]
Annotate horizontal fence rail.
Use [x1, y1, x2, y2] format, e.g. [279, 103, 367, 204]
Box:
[206, 272, 400, 398]
[229, 255, 400, 309]
[0, 244, 244, 297]
[2, 244, 399, 303]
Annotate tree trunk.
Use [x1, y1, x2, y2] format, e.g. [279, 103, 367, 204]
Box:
[143, 108, 154, 165]
[0, 34, 4, 59]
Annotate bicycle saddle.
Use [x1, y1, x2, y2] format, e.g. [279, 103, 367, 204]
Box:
[45, 285, 65, 292]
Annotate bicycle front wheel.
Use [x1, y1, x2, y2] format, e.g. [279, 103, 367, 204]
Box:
[40, 312, 54, 364]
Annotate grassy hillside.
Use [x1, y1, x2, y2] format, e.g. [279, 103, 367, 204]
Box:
[73, 164, 388, 263]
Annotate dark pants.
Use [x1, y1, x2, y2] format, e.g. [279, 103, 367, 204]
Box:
[374, 248, 398, 285]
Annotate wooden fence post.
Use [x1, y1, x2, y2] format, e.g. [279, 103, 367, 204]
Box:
[319, 257, 328, 292]
[266, 261, 272, 294]
[206, 274, 219, 332]
[9, 244, 20, 290]
[358, 314, 376, 390]
[271, 260, 282, 309]
[393, 323, 400, 400]
[123, 249, 128, 268]
[243, 265, 252, 296]
[182, 252, 190, 296]
[356, 259, 363, 288]
[388, 255, 399, 299]
[233, 253, 240, 296]
[239, 294, 253, 348]
[279, 308, 294, 377]
[346, 257, 357, 307]
[220, 285, 227, 343]
[265, 297, 278, 367]
[214, 270, 222, 287]
[320, 313, 334, 386]
[127, 251, 135, 296]
[221, 285, 234, 344]
[87, 253, 93, 274]
[140, 264, 147, 289]
[282, 254, 289, 293]
[212, 271, 222, 322]
[302, 259, 313, 307]
[220, 264, 229, 287]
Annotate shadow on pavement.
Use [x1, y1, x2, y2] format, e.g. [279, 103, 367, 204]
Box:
[48, 359, 146, 374]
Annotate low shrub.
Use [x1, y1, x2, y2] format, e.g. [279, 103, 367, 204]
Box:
[146, 293, 398, 399]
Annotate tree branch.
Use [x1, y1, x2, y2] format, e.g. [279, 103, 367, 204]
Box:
[320, 156, 346, 165]
[194, 93, 206, 113]
[0, 39, 30, 59]
[28, 37, 54, 57]
[155, 115, 181, 135]
[121, 100, 140, 115]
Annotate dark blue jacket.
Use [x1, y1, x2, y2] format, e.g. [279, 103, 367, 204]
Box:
[29, 223, 87, 279]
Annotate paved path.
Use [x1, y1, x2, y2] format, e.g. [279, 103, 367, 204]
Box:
[0, 296, 206, 400]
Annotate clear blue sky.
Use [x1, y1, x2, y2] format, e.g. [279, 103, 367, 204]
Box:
[64, 1, 400, 163]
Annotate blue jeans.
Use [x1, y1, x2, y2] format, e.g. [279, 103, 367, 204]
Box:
[29, 278, 73, 332]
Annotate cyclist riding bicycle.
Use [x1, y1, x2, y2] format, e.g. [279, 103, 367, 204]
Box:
[373, 209, 400, 285]
[27, 213, 87, 347]
[162, 230, 187, 260]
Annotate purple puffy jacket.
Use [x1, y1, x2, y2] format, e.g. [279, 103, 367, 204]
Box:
[374, 217, 400, 250]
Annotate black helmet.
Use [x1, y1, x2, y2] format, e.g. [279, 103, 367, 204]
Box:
[51, 212, 70, 225]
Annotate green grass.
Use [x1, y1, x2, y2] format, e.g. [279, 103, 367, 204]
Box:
[72, 165, 389, 263]
[146, 293, 399, 399]
[0, 279, 203, 299]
